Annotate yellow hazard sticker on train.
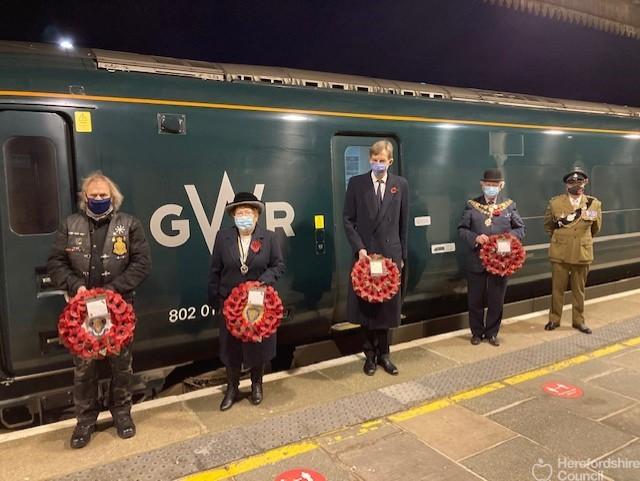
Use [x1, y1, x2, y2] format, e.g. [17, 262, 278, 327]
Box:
[74, 111, 92, 132]
[314, 215, 325, 229]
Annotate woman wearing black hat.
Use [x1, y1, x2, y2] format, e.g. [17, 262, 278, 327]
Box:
[208, 192, 285, 411]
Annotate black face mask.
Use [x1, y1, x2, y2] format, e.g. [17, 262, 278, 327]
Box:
[567, 185, 583, 195]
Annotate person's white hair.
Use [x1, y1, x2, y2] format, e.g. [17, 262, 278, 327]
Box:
[78, 171, 124, 212]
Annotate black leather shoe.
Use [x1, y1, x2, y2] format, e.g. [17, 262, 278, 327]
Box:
[70, 423, 95, 449]
[573, 324, 592, 334]
[487, 336, 500, 347]
[470, 335, 482, 345]
[220, 367, 241, 411]
[363, 357, 377, 376]
[115, 414, 136, 439]
[251, 382, 263, 405]
[544, 321, 560, 331]
[250, 364, 264, 405]
[378, 356, 399, 375]
[220, 385, 239, 411]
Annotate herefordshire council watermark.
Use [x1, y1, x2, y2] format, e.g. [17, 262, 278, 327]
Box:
[531, 456, 640, 481]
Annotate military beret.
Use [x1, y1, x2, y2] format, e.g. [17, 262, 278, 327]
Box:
[562, 169, 588, 183]
[482, 168, 504, 182]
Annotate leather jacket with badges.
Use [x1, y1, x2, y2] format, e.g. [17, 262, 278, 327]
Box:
[47, 212, 152, 299]
[543, 194, 601, 264]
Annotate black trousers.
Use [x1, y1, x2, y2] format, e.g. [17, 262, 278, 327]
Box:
[73, 346, 133, 425]
[467, 271, 508, 338]
[363, 328, 390, 358]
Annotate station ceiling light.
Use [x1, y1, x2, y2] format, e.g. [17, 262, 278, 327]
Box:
[58, 38, 74, 50]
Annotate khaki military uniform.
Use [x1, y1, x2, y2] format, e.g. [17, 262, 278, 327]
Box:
[543, 194, 602, 326]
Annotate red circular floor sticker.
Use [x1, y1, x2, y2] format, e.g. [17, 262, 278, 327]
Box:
[275, 469, 327, 481]
[542, 381, 584, 399]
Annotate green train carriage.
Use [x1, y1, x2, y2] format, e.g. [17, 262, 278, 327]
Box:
[0, 41, 639, 426]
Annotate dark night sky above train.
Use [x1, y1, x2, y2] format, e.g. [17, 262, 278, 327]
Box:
[3, 0, 640, 107]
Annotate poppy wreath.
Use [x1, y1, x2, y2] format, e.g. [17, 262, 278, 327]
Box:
[58, 288, 136, 360]
[479, 233, 527, 277]
[223, 280, 284, 343]
[351, 254, 401, 303]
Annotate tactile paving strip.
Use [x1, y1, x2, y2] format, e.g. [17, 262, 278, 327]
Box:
[49, 316, 640, 481]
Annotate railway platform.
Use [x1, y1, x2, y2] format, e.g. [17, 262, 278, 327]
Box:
[2, 290, 640, 481]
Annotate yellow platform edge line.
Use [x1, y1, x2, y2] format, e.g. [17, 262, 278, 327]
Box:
[180, 440, 319, 481]
[181, 336, 636, 479]
[623, 336, 640, 347]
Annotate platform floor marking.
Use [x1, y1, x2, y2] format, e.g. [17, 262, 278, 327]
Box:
[182, 337, 637, 480]
[184, 441, 318, 481]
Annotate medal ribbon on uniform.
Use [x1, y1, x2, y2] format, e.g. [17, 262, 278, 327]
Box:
[467, 199, 513, 226]
[557, 197, 594, 228]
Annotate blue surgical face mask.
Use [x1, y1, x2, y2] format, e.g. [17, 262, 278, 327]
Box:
[371, 162, 387, 175]
[234, 215, 254, 231]
[482, 185, 500, 198]
[87, 197, 112, 215]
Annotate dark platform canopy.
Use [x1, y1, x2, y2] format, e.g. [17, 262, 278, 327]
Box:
[484, 0, 640, 39]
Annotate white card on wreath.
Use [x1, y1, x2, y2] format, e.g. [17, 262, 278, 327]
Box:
[370, 259, 384, 275]
[248, 288, 265, 307]
[497, 239, 511, 254]
[86, 296, 109, 320]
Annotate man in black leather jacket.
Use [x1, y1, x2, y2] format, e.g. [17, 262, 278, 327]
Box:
[48, 171, 151, 449]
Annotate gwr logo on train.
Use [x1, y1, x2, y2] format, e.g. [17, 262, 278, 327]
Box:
[150, 172, 296, 252]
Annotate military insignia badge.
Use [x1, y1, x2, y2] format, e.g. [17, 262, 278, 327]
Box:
[112, 236, 128, 255]
[113, 225, 126, 236]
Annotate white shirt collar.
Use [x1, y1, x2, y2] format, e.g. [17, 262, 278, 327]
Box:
[371, 170, 388, 184]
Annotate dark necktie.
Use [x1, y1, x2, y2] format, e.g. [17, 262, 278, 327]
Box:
[376, 179, 384, 209]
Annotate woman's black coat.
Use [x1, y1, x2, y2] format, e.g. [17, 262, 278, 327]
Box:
[208, 224, 285, 368]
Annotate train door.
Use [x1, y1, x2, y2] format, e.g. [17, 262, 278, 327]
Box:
[0, 111, 74, 376]
[330, 135, 399, 323]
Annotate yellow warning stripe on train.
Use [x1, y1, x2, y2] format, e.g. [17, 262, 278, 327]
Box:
[1, 89, 639, 135]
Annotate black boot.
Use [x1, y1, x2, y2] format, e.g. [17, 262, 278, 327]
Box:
[220, 367, 241, 411]
[70, 422, 95, 449]
[250, 365, 264, 405]
[114, 413, 136, 439]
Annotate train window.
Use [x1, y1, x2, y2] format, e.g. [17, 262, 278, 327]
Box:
[3, 136, 59, 234]
[345, 146, 369, 186]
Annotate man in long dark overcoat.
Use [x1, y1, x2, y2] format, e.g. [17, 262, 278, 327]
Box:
[343, 140, 409, 376]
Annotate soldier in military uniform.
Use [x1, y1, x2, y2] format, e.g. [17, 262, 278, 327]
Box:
[543, 168, 601, 334]
[47, 172, 151, 449]
[458, 169, 525, 346]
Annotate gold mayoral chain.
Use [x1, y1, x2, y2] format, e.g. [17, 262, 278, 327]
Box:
[467, 199, 513, 227]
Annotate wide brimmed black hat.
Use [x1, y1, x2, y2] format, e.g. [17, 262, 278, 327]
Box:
[562, 168, 588, 183]
[481, 168, 504, 182]
[225, 192, 264, 216]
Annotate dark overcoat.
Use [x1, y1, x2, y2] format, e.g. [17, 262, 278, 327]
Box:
[208, 225, 285, 368]
[343, 171, 409, 329]
[457, 195, 526, 273]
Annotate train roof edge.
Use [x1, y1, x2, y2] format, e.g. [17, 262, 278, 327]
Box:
[1, 40, 639, 118]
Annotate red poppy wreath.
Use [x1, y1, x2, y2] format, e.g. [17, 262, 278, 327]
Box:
[58, 288, 136, 360]
[479, 233, 526, 277]
[351, 254, 401, 303]
[223, 280, 284, 343]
